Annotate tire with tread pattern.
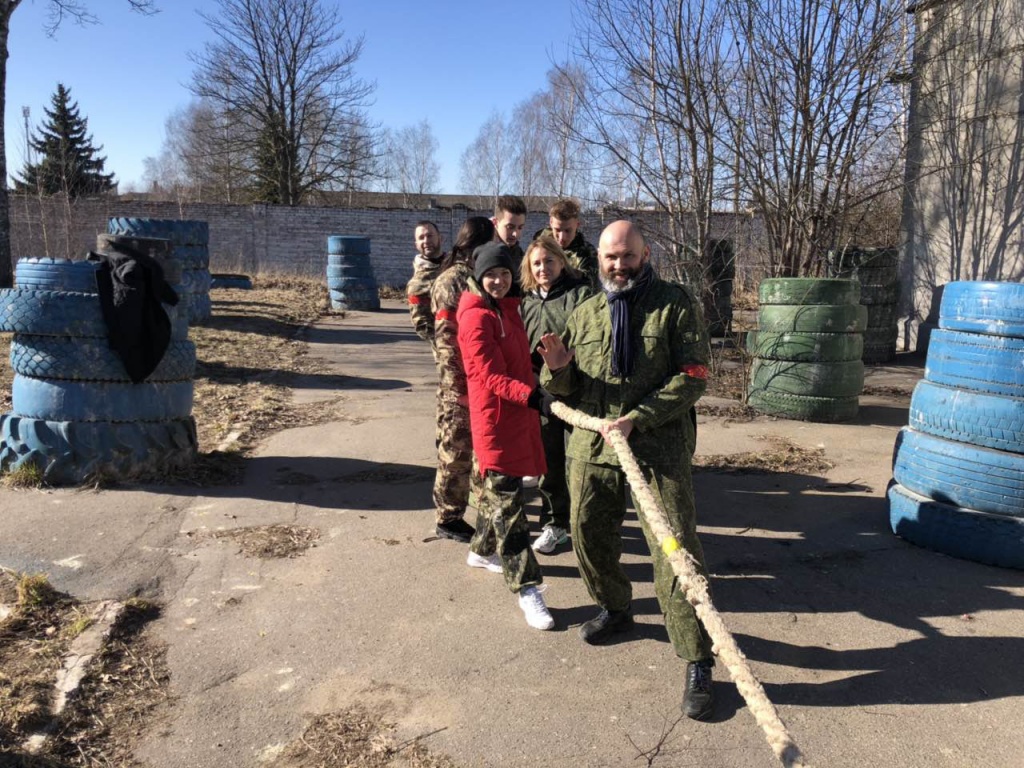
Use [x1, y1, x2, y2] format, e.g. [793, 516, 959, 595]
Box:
[11, 375, 194, 422]
[750, 358, 864, 398]
[757, 303, 867, 333]
[747, 390, 859, 422]
[10, 336, 196, 382]
[909, 380, 1024, 455]
[1, 288, 188, 339]
[15, 258, 100, 293]
[925, 328, 1024, 397]
[759, 278, 860, 306]
[939, 281, 1024, 337]
[888, 482, 1024, 569]
[747, 331, 863, 362]
[892, 427, 1024, 517]
[0, 414, 197, 485]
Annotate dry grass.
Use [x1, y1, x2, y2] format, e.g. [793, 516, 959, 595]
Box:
[209, 523, 321, 559]
[268, 706, 456, 768]
[695, 435, 834, 475]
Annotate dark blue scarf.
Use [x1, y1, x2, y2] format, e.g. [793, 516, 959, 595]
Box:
[605, 263, 654, 377]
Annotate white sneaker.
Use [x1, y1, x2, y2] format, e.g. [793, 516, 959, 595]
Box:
[518, 585, 555, 630]
[522, 475, 539, 488]
[532, 525, 569, 554]
[466, 551, 502, 573]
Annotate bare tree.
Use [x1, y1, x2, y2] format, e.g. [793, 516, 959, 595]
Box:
[0, 0, 157, 286]
[540, 65, 595, 200]
[459, 111, 511, 197]
[188, 0, 375, 206]
[389, 120, 441, 196]
[723, 0, 911, 276]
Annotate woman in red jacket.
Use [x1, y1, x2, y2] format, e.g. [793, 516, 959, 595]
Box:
[457, 241, 555, 630]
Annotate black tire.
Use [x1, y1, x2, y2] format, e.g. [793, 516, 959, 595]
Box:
[888, 482, 1024, 569]
[181, 268, 212, 294]
[829, 247, 899, 270]
[939, 281, 1024, 338]
[750, 358, 864, 397]
[747, 390, 859, 422]
[747, 331, 864, 362]
[210, 273, 253, 290]
[11, 375, 194, 422]
[171, 245, 211, 269]
[15, 258, 100, 293]
[109, 217, 208, 246]
[10, 336, 196, 383]
[758, 278, 860, 306]
[1, 288, 189, 340]
[0, 414, 197, 485]
[862, 342, 897, 365]
[327, 236, 371, 256]
[892, 427, 1024, 517]
[925, 328, 1024, 397]
[859, 283, 900, 305]
[865, 305, 900, 331]
[909, 380, 1024, 455]
[757, 303, 868, 333]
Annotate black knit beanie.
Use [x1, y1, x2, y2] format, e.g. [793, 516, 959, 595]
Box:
[472, 242, 514, 282]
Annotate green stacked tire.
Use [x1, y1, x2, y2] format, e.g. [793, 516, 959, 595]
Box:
[828, 247, 899, 364]
[327, 236, 380, 311]
[747, 278, 865, 422]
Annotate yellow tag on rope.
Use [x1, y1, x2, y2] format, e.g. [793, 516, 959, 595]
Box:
[661, 537, 680, 555]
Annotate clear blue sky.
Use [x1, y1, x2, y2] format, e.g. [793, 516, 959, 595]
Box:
[5, 0, 578, 194]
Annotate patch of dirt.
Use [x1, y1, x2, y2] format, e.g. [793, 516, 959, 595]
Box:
[267, 706, 456, 768]
[861, 384, 914, 399]
[210, 523, 321, 559]
[694, 435, 834, 474]
[696, 402, 759, 422]
[0, 571, 167, 767]
[0, 332, 11, 414]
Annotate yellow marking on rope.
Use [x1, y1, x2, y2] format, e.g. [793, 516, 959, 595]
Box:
[661, 537, 680, 555]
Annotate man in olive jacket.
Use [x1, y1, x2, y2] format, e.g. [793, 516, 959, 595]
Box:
[538, 219, 716, 720]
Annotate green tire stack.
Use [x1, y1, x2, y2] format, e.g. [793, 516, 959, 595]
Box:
[747, 278, 867, 422]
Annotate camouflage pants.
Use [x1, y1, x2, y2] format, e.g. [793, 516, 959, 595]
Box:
[469, 471, 543, 593]
[567, 458, 713, 662]
[537, 414, 571, 530]
[433, 395, 472, 524]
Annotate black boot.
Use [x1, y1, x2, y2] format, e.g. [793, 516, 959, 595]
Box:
[681, 659, 715, 720]
[579, 606, 634, 645]
[436, 519, 475, 543]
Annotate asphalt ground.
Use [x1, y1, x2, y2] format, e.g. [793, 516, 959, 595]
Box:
[1, 299, 1022, 767]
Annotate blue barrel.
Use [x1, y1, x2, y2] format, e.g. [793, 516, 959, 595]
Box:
[326, 235, 380, 311]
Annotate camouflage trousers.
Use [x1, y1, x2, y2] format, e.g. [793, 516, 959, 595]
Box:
[537, 414, 571, 530]
[567, 458, 713, 662]
[433, 395, 473, 524]
[469, 471, 543, 593]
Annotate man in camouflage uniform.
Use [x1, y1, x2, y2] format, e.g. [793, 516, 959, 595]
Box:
[429, 252, 477, 542]
[539, 220, 716, 720]
[491, 195, 527, 276]
[406, 221, 445, 357]
[533, 198, 599, 287]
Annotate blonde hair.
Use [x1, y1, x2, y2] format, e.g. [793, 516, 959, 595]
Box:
[520, 234, 582, 291]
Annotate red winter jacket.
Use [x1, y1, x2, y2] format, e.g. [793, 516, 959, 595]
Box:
[457, 287, 546, 478]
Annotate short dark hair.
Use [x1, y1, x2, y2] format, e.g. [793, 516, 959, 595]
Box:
[549, 198, 580, 221]
[494, 195, 527, 218]
[414, 220, 439, 233]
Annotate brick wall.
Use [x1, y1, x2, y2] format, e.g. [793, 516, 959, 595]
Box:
[9, 196, 764, 289]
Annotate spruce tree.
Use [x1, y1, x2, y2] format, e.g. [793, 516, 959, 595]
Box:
[16, 83, 116, 197]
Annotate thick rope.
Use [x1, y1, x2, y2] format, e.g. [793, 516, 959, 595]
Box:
[550, 401, 808, 768]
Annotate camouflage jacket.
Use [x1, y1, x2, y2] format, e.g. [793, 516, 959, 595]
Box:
[520, 272, 593, 374]
[430, 262, 473, 400]
[542, 278, 709, 467]
[533, 229, 599, 287]
[406, 253, 446, 344]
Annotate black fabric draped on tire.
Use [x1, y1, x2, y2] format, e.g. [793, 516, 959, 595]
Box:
[888, 482, 1024, 570]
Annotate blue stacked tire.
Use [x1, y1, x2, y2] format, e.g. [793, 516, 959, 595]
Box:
[890, 280, 1024, 568]
[828, 248, 900, 364]
[109, 217, 212, 324]
[0, 261, 197, 484]
[326, 235, 380, 311]
[747, 278, 865, 422]
[15, 258, 101, 293]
